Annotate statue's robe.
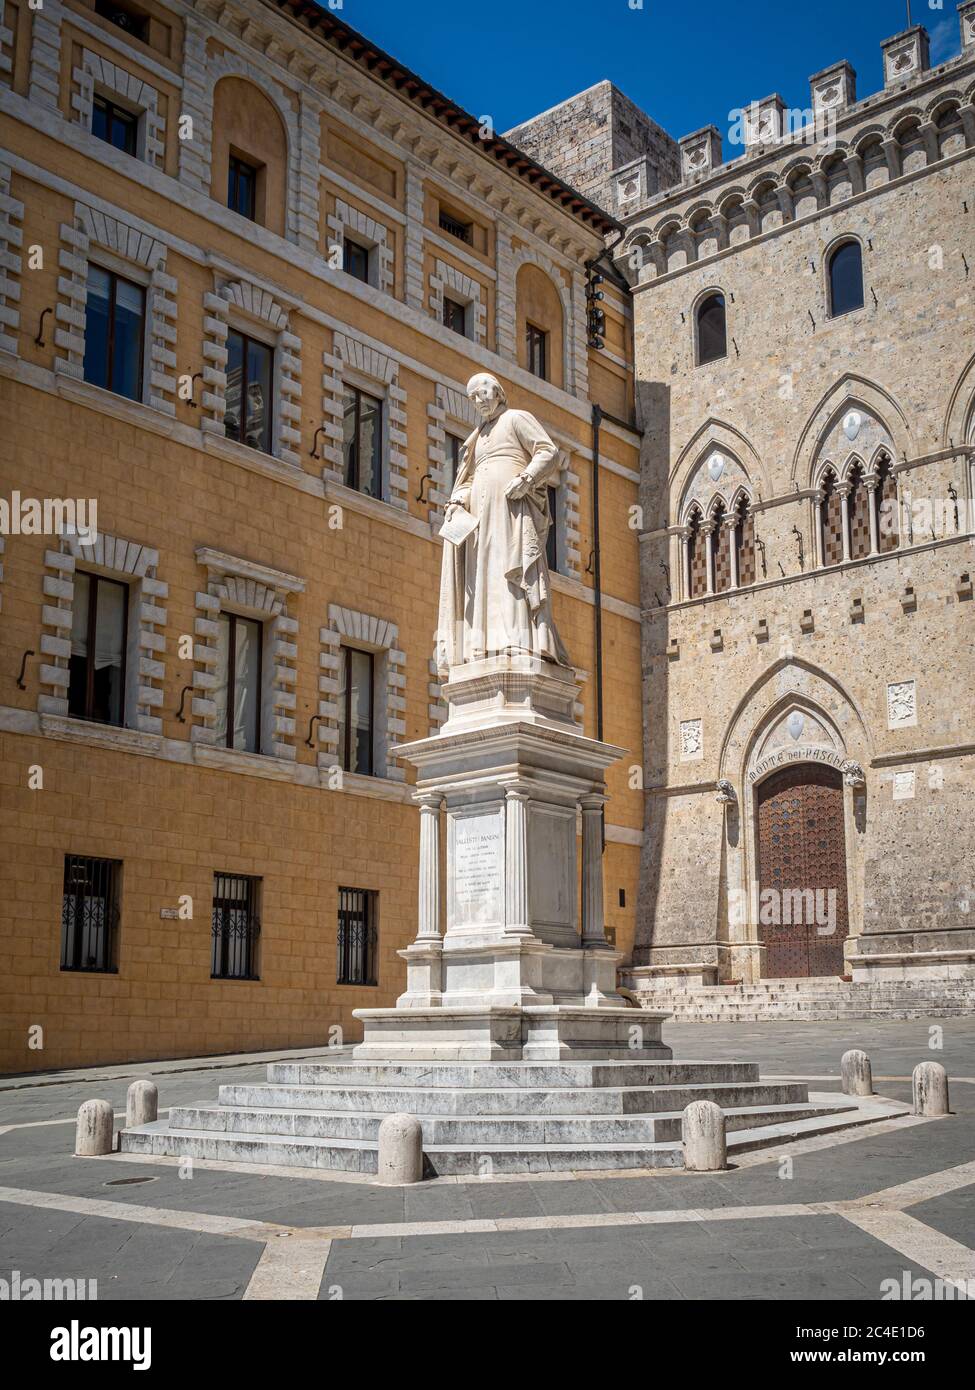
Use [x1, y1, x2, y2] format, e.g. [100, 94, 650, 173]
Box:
[436, 406, 570, 678]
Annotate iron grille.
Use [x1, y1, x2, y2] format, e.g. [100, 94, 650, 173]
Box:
[211, 873, 261, 980]
[438, 211, 472, 244]
[61, 855, 121, 972]
[337, 887, 378, 986]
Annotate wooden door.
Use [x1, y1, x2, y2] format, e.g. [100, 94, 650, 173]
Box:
[756, 764, 849, 977]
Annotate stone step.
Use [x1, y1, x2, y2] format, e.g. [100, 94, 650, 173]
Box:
[168, 1099, 855, 1146]
[119, 1100, 892, 1176]
[265, 1059, 760, 1089]
[216, 1079, 810, 1117]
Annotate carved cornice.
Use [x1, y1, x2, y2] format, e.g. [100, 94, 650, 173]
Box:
[186, 0, 613, 262]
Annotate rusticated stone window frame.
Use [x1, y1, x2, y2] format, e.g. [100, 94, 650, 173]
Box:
[429, 259, 486, 345]
[191, 548, 304, 763]
[72, 49, 166, 167]
[199, 278, 303, 467]
[320, 332, 409, 510]
[0, 162, 23, 357]
[38, 531, 168, 735]
[425, 383, 477, 525]
[317, 605, 406, 782]
[54, 204, 178, 416]
[325, 198, 393, 294]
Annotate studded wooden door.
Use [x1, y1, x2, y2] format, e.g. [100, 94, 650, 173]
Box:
[756, 764, 850, 977]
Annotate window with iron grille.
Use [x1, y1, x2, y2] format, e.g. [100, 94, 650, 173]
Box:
[92, 94, 138, 157]
[61, 855, 121, 973]
[211, 873, 261, 980]
[526, 323, 548, 380]
[337, 887, 377, 986]
[438, 210, 472, 244]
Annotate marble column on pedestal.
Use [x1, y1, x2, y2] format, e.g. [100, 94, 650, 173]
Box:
[416, 792, 442, 942]
[581, 793, 608, 948]
[504, 783, 533, 938]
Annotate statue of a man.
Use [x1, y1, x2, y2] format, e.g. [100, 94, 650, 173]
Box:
[436, 373, 570, 678]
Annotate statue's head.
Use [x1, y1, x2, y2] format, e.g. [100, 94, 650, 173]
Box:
[467, 373, 506, 420]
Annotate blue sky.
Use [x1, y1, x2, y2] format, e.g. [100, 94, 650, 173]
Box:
[334, 0, 963, 141]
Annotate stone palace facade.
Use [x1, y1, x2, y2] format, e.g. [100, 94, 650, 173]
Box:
[514, 9, 975, 1016]
[0, 0, 643, 1071]
[1, 2, 973, 1072]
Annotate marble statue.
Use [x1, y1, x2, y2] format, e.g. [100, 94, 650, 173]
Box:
[436, 373, 570, 678]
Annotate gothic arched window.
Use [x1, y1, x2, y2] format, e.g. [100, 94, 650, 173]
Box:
[819, 470, 843, 566]
[827, 240, 864, 318]
[711, 501, 730, 592]
[696, 293, 727, 365]
[687, 508, 707, 598]
[876, 452, 899, 553]
[847, 463, 871, 560]
[734, 497, 756, 587]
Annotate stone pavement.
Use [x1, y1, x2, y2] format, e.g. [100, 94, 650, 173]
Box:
[1, 1018, 973, 1301]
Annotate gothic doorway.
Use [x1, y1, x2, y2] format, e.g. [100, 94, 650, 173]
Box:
[756, 763, 850, 977]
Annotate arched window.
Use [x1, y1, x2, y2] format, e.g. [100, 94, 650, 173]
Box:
[696, 293, 727, 365]
[711, 501, 730, 592]
[819, 470, 843, 566]
[687, 509, 707, 598]
[734, 497, 756, 587]
[827, 240, 864, 318]
[847, 463, 871, 560]
[876, 452, 899, 553]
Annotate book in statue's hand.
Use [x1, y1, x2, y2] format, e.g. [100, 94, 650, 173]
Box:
[439, 507, 479, 546]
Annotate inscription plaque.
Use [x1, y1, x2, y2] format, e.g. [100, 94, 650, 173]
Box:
[450, 809, 503, 928]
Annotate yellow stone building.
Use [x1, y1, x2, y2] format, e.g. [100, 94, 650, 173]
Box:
[0, 0, 644, 1071]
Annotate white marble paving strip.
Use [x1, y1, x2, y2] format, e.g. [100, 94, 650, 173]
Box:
[0, 1185, 279, 1241]
[856, 1159, 975, 1211]
[839, 1208, 975, 1293]
[243, 1236, 333, 1300]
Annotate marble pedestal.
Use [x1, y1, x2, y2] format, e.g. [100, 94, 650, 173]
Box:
[354, 657, 670, 1062]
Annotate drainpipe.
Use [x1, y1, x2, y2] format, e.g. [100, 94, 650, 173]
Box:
[590, 403, 605, 748]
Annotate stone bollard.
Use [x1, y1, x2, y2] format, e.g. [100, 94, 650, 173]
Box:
[913, 1062, 950, 1116]
[841, 1048, 873, 1097]
[75, 1099, 114, 1156]
[681, 1099, 727, 1172]
[376, 1112, 423, 1184]
[126, 1080, 158, 1128]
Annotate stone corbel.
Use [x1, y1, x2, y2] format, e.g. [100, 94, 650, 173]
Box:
[842, 761, 866, 789]
[843, 151, 865, 196]
[882, 137, 903, 181]
[919, 121, 940, 166]
[715, 779, 737, 806]
[959, 103, 975, 149]
[775, 184, 795, 222]
[711, 211, 730, 251]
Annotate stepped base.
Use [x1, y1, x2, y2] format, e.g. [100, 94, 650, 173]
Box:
[622, 974, 975, 1022]
[352, 1004, 671, 1062]
[116, 1054, 906, 1178]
